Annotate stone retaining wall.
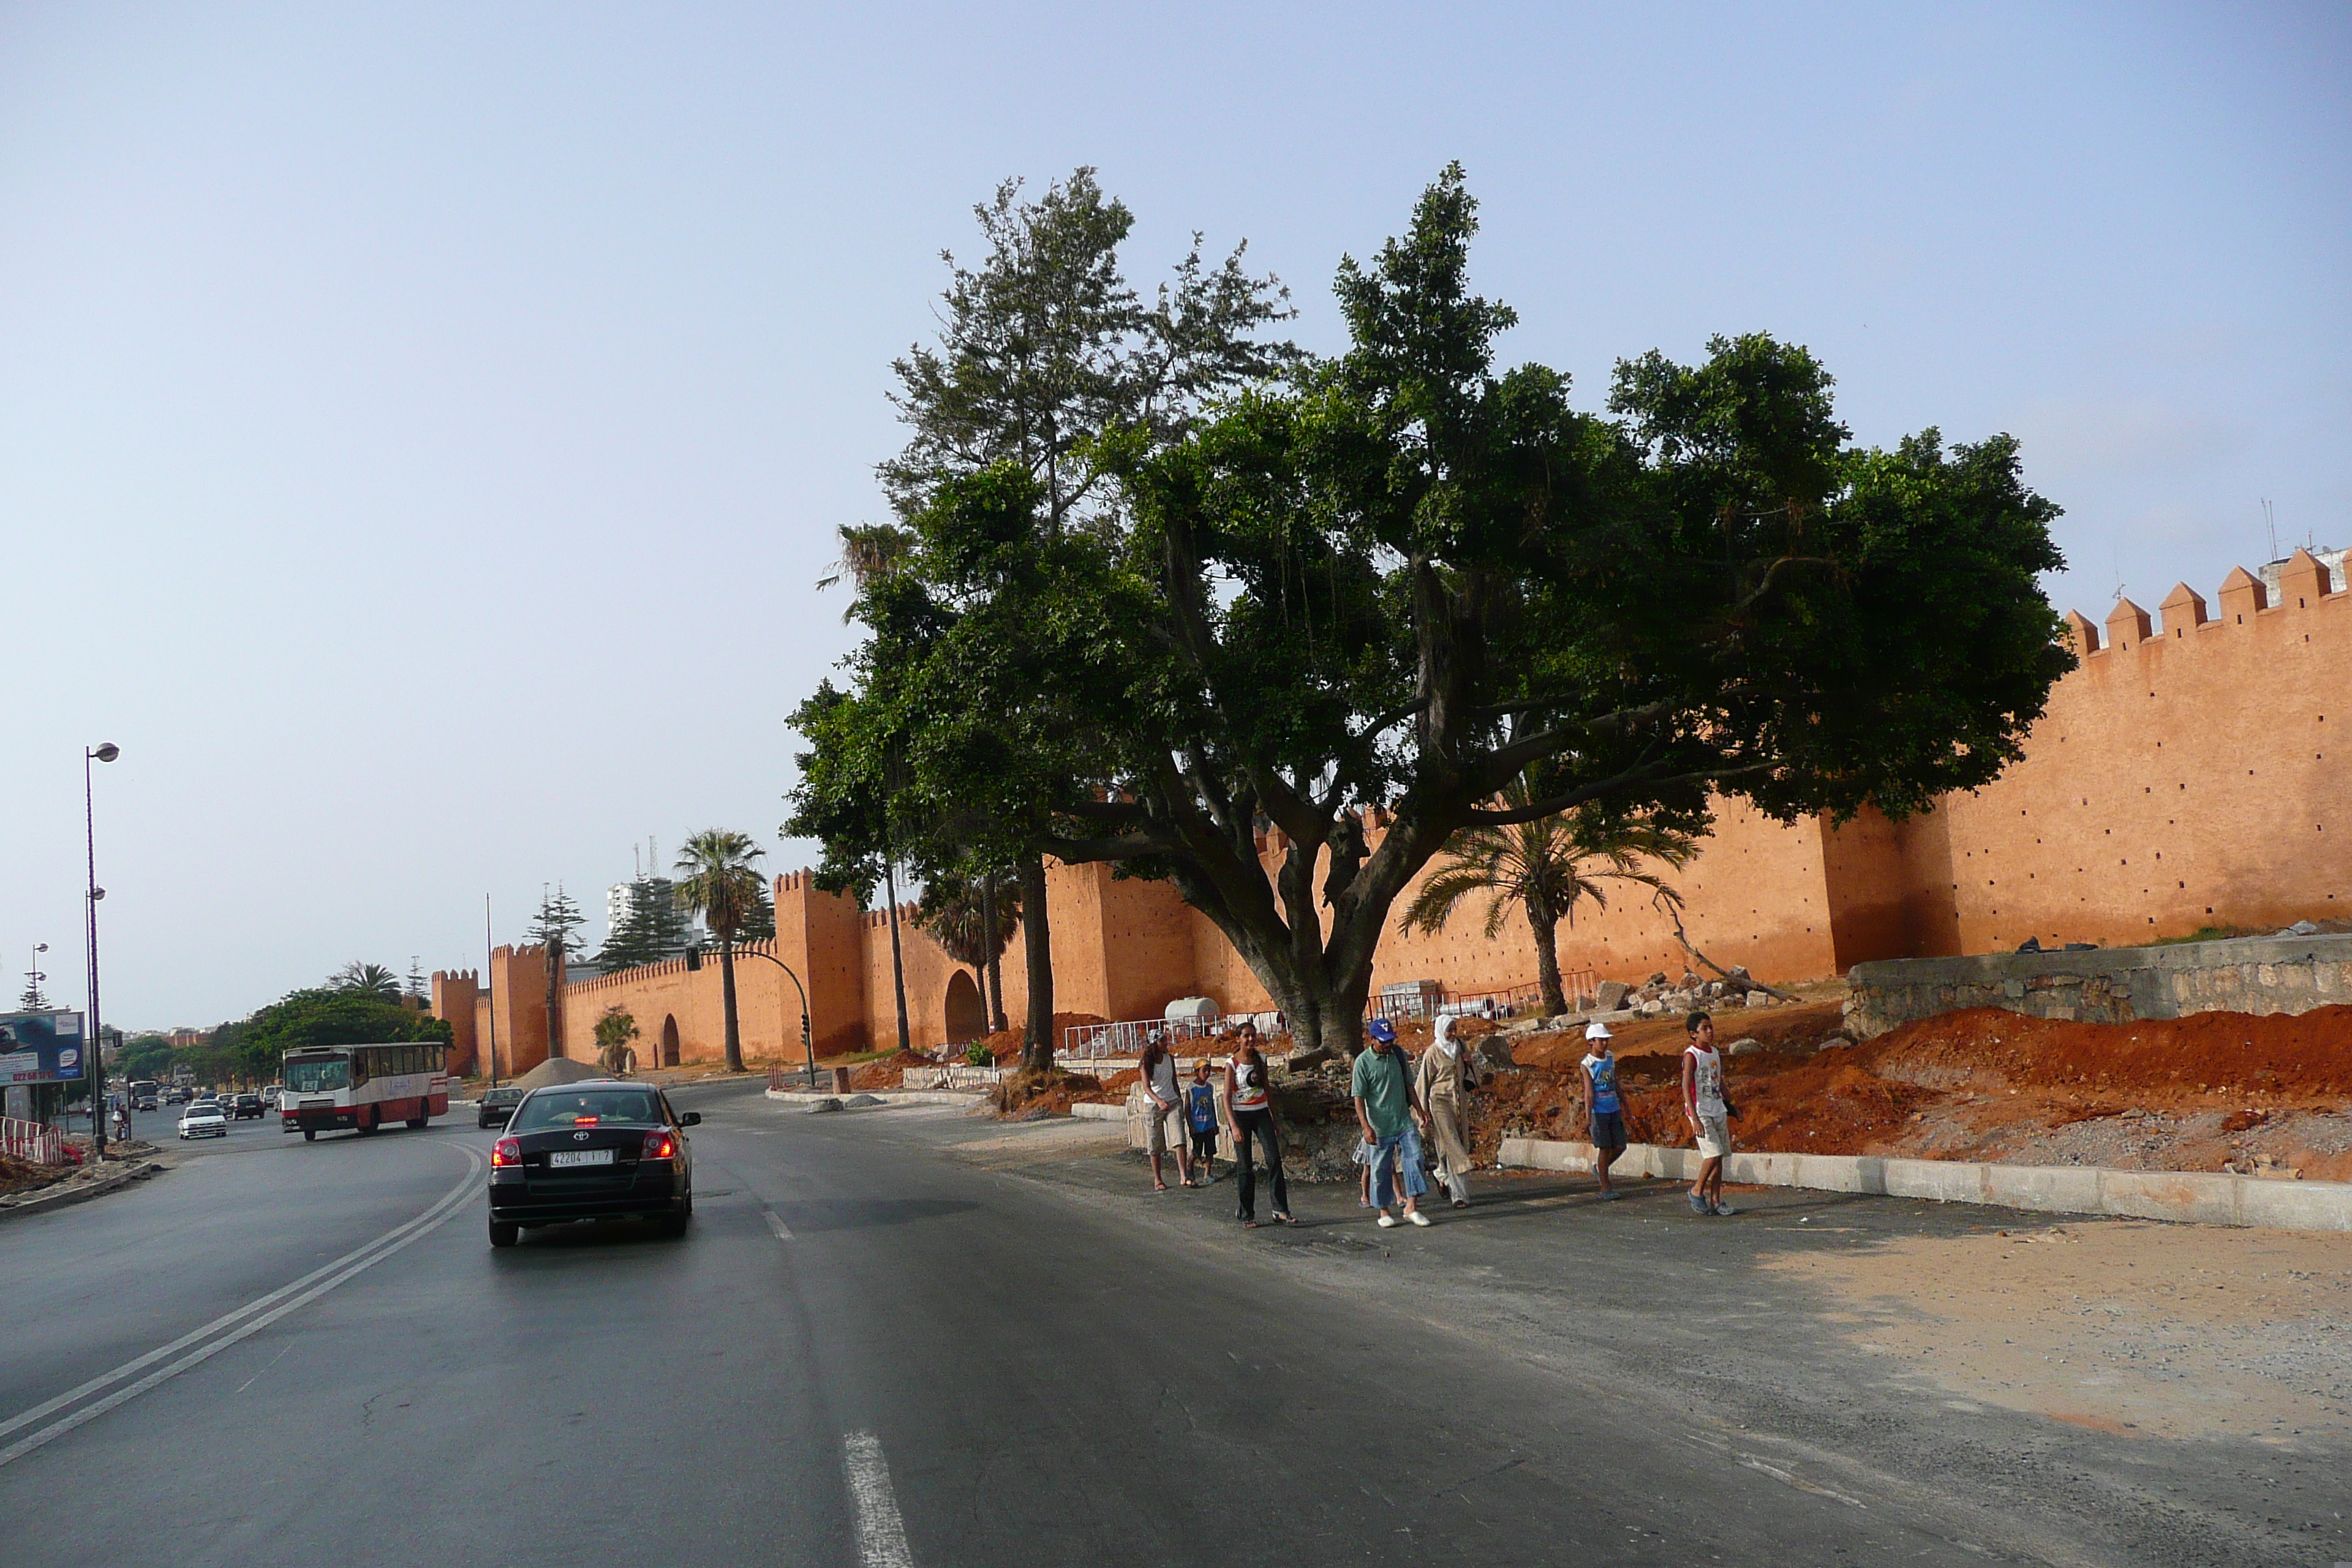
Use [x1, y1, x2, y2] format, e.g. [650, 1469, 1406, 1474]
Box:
[1844, 933, 2352, 1038]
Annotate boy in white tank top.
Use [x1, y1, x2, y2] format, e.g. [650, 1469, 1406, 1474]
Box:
[1681, 1011, 1735, 1217]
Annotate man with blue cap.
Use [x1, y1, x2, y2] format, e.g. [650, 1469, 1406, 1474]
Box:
[1353, 1017, 1432, 1227]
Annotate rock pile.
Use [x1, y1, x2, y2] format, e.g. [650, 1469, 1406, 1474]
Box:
[1613, 966, 1780, 1017]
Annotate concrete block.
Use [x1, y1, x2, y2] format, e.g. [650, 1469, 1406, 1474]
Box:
[1498, 1137, 1591, 1174]
[1882, 1158, 1988, 1205]
[2100, 1169, 2242, 1226]
[1067, 1102, 1126, 1122]
[2235, 1177, 2352, 1232]
[1984, 1162, 2104, 1215]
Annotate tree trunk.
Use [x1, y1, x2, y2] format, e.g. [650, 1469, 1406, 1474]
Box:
[883, 858, 912, 1055]
[1528, 900, 1567, 1017]
[1017, 854, 1055, 1075]
[544, 943, 565, 1059]
[981, 877, 1008, 1034]
[719, 938, 743, 1073]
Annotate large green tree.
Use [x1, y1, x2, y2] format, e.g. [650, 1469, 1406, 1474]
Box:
[815, 166, 2070, 1060]
[674, 830, 766, 1073]
[791, 169, 1294, 1072]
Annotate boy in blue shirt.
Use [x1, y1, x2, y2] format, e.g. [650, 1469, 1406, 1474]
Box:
[1183, 1060, 1221, 1182]
[1580, 1020, 1628, 1199]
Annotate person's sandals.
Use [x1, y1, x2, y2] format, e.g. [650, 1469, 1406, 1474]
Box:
[1154, 1183, 1169, 1194]
[1376, 1213, 1398, 1228]
[1241, 1218, 1259, 1228]
[1272, 1212, 1296, 1225]
[1599, 1189, 1621, 1201]
[1407, 1210, 1432, 1227]
[1688, 1191, 1710, 1215]
[1711, 1199, 1738, 1217]
[1450, 1199, 1469, 1210]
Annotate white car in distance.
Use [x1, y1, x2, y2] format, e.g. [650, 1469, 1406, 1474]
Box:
[177, 1104, 229, 1140]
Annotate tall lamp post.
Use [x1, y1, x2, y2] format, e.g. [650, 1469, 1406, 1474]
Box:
[85, 742, 119, 1158]
[737, 948, 816, 1087]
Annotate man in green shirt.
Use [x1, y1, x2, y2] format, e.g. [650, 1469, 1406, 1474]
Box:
[1352, 1018, 1432, 1227]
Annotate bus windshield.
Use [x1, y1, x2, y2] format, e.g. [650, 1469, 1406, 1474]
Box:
[284, 1058, 350, 1093]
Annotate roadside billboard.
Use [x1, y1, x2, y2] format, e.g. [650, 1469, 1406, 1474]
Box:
[0, 1011, 88, 1085]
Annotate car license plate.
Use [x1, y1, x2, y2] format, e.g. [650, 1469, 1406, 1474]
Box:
[547, 1148, 614, 1168]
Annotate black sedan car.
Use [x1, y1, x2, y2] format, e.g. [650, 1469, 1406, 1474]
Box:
[232, 1093, 265, 1120]
[487, 1082, 698, 1247]
[477, 1085, 524, 1128]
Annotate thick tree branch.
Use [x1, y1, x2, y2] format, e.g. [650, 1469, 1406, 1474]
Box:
[1464, 763, 1772, 826]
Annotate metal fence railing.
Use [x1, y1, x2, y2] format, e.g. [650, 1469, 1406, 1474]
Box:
[1, 1116, 68, 1166]
[1059, 1017, 1225, 1060]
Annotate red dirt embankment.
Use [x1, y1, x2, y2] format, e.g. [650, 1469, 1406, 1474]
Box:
[1470, 1003, 2352, 1181]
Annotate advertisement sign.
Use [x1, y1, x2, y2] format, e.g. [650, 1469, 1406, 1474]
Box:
[0, 1011, 88, 1085]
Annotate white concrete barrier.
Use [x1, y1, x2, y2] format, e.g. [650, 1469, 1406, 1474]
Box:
[1497, 1137, 2352, 1232]
[763, 1088, 984, 1108]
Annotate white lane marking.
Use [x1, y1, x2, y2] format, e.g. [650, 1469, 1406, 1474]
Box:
[764, 1210, 794, 1242]
[0, 1147, 483, 1469]
[842, 1431, 913, 1568]
[0, 1149, 483, 1444]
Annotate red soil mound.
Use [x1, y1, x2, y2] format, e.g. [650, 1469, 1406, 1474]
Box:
[970, 1011, 1111, 1064]
[1469, 1002, 2352, 1168]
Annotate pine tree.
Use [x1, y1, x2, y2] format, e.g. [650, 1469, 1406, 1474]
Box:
[528, 883, 587, 1058]
[596, 878, 692, 970]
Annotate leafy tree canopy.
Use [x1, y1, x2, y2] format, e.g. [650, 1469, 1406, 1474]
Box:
[796, 164, 2070, 1057]
[212, 989, 453, 1084]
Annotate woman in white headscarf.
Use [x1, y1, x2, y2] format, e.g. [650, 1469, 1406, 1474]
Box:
[1414, 1015, 1480, 1208]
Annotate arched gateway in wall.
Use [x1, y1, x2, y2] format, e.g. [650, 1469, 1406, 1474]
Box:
[943, 971, 986, 1044]
[661, 1015, 680, 1068]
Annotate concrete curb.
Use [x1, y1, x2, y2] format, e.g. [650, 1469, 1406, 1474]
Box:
[762, 1088, 984, 1108]
[1067, 1102, 1127, 1123]
[1496, 1137, 2352, 1232]
[0, 1160, 163, 1224]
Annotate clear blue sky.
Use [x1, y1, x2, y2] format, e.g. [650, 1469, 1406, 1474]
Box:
[4, 2, 2345, 1029]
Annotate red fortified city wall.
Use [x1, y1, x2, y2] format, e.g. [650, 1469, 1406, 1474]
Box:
[476, 550, 2350, 1058]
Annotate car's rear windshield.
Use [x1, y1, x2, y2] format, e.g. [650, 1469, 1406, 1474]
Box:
[510, 1090, 665, 1131]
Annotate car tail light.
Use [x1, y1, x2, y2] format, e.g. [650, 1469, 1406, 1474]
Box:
[641, 1131, 676, 1161]
[491, 1137, 521, 1167]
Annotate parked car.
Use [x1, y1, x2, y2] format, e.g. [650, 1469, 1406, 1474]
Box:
[486, 1081, 698, 1248]
[178, 1105, 229, 1139]
[233, 1093, 265, 1120]
[477, 1085, 524, 1129]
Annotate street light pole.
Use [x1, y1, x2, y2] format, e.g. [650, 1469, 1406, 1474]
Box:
[738, 948, 816, 1088]
[84, 742, 119, 1158]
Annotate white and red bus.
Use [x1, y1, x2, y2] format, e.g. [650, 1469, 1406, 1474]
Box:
[281, 1042, 451, 1141]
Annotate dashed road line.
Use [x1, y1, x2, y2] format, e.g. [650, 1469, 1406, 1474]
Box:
[764, 1209, 794, 1241]
[842, 1430, 913, 1568]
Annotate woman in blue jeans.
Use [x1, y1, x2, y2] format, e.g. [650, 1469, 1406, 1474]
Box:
[1223, 1028, 1294, 1227]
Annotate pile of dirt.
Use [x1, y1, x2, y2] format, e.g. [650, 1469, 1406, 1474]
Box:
[848, 1049, 935, 1090]
[0, 1153, 69, 1198]
[960, 1011, 1112, 1066]
[510, 1056, 611, 1093]
[1467, 1000, 2352, 1180]
[992, 1066, 1117, 1117]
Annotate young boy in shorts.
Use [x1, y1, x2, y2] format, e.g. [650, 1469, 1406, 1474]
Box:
[1579, 1019, 1628, 1199]
[1681, 1010, 1735, 1216]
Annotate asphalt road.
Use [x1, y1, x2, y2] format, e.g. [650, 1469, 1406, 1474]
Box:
[0, 1079, 2340, 1567]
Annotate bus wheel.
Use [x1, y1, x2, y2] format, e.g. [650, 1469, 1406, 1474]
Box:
[302, 1128, 316, 1142]
[407, 1104, 429, 1130]
[489, 1219, 519, 1248]
[357, 1114, 379, 1137]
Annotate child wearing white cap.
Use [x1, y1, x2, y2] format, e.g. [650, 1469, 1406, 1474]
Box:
[1579, 1020, 1627, 1199]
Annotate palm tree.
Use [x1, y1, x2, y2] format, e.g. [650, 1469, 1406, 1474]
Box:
[815, 522, 916, 614]
[1402, 781, 1702, 1017]
[918, 871, 1022, 1035]
[329, 962, 402, 1000]
[674, 829, 768, 1073]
